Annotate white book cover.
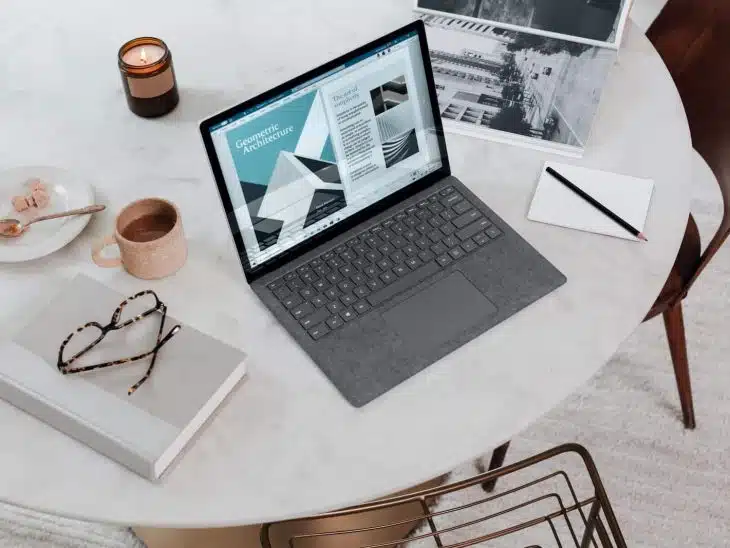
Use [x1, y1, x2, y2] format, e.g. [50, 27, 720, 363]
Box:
[528, 161, 654, 240]
[0, 275, 247, 480]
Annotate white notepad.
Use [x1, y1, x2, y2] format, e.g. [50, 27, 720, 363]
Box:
[528, 162, 655, 241]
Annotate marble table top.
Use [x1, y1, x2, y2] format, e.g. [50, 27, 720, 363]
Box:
[0, 0, 691, 528]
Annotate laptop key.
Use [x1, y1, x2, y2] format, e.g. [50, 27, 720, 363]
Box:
[341, 250, 356, 261]
[427, 229, 443, 243]
[440, 223, 456, 235]
[326, 271, 342, 284]
[340, 265, 355, 277]
[406, 206, 417, 215]
[288, 278, 305, 291]
[291, 303, 313, 320]
[461, 238, 478, 253]
[449, 246, 466, 260]
[340, 309, 357, 322]
[486, 226, 503, 239]
[474, 232, 490, 246]
[366, 278, 384, 291]
[403, 244, 418, 256]
[441, 192, 463, 207]
[354, 300, 371, 315]
[308, 323, 330, 340]
[416, 209, 431, 220]
[352, 257, 368, 270]
[378, 243, 395, 255]
[313, 278, 330, 292]
[284, 271, 298, 282]
[431, 242, 448, 255]
[391, 236, 407, 249]
[414, 236, 430, 249]
[403, 230, 418, 241]
[365, 250, 381, 263]
[301, 271, 317, 284]
[440, 186, 454, 196]
[456, 217, 491, 241]
[335, 245, 347, 254]
[453, 200, 472, 215]
[404, 216, 419, 228]
[363, 265, 380, 278]
[340, 293, 357, 306]
[393, 264, 409, 277]
[282, 294, 303, 309]
[338, 280, 355, 293]
[418, 250, 434, 262]
[300, 307, 329, 329]
[367, 260, 440, 307]
[429, 216, 445, 228]
[300, 287, 316, 300]
[324, 288, 340, 301]
[311, 295, 328, 308]
[327, 257, 344, 269]
[377, 258, 393, 270]
[390, 250, 406, 264]
[428, 194, 440, 203]
[326, 315, 345, 330]
[405, 257, 422, 270]
[441, 209, 456, 221]
[379, 231, 394, 242]
[416, 223, 430, 234]
[443, 235, 459, 248]
[380, 271, 396, 284]
[428, 202, 445, 214]
[436, 254, 453, 267]
[353, 285, 370, 298]
[351, 273, 367, 286]
[453, 209, 481, 229]
[391, 223, 405, 235]
[273, 285, 291, 300]
[268, 279, 284, 291]
[327, 301, 344, 314]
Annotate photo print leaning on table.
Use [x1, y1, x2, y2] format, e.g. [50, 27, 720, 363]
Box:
[209, 42, 440, 269]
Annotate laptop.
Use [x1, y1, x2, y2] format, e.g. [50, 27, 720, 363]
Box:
[200, 21, 566, 407]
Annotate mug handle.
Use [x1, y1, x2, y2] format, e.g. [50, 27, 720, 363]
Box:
[91, 234, 122, 268]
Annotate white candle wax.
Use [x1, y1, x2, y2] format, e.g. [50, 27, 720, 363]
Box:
[122, 44, 165, 66]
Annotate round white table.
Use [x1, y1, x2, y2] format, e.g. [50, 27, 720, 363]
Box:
[0, 0, 691, 529]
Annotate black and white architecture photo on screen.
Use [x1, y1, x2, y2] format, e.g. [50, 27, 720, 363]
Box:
[416, 0, 628, 43]
[421, 14, 616, 149]
[370, 76, 420, 168]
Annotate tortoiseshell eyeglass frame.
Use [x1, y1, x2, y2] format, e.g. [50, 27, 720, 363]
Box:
[57, 290, 181, 395]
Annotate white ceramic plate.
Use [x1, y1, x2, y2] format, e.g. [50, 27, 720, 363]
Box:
[0, 166, 95, 263]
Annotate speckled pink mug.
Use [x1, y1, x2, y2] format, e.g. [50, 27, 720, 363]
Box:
[91, 198, 186, 280]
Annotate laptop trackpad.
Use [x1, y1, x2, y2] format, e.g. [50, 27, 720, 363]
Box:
[383, 272, 497, 348]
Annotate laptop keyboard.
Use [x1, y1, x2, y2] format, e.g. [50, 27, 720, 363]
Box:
[266, 186, 503, 340]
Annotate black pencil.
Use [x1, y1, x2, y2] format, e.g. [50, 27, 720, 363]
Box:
[545, 166, 647, 242]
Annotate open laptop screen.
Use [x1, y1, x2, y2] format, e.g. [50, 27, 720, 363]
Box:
[205, 28, 444, 272]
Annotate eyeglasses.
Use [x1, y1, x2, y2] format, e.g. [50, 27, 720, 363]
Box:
[57, 290, 181, 395]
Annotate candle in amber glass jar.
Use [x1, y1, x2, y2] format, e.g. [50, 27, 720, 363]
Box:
[118, 37, 179, 118]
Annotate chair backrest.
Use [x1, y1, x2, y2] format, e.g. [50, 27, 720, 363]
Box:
[261, 444, 627, 548]
[648, 1, 730, 293]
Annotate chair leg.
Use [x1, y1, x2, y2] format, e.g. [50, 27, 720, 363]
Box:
[481, 441, 511, 492]
[663, 302, 696, 429]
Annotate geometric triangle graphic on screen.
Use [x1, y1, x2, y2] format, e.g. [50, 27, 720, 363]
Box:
[251, 216, 284, 250]
[295, 155, 342, 185]
[239, 180, 268, 218]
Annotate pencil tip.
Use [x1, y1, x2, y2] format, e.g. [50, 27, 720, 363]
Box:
[639, 233, 648, 242]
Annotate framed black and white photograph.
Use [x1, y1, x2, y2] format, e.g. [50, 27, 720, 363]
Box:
[415, 0, 632, 48]
[421, 14, 617, 155]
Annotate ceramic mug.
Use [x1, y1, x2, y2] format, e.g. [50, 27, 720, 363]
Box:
[91, 198, 187, 280]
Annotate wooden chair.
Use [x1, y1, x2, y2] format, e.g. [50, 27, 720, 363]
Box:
[643, 1, 730, 429]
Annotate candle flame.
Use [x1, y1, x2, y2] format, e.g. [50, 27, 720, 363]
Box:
[140, 48, 148, 64]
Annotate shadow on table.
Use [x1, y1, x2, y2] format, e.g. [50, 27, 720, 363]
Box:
[162, 88, 247, 124]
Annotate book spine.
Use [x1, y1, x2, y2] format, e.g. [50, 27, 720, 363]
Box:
[0, 374, 156, 480]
